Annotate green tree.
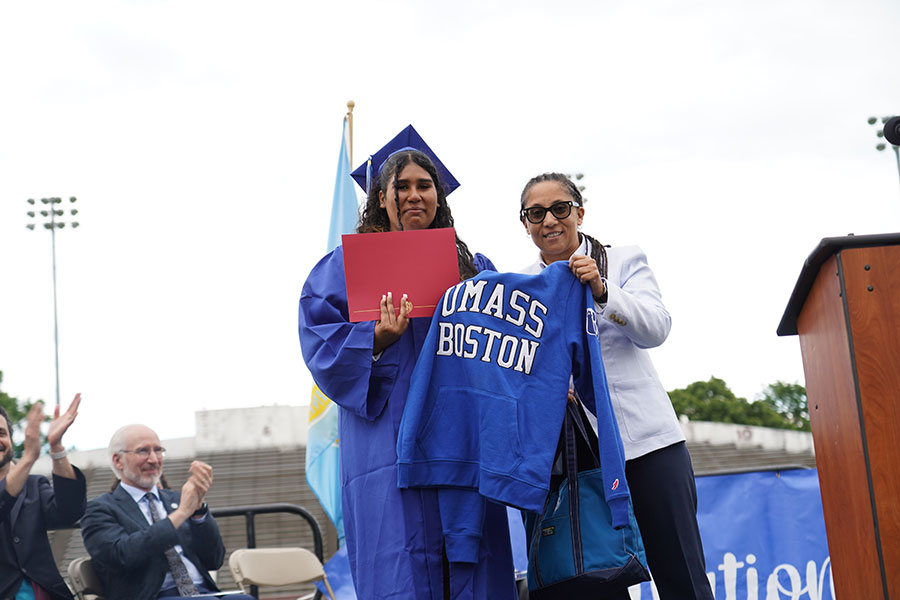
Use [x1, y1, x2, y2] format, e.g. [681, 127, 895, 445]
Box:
[757, 381, 810, 431]
[0, 370, 44, 455]
[668, 376, 796, 430]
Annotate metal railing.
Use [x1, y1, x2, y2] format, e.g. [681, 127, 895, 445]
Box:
[211, 502, 325, 561]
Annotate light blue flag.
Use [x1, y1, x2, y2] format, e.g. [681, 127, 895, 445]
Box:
[306, 117, 359, 542]
[327, 118, 359, 251]
[306, 383, 343, 540]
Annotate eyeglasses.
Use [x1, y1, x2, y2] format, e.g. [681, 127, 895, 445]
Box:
[119, 446, 166, 458]
[520, 201, 578, 224]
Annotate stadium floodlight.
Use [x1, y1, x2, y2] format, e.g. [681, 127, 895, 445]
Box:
[24, 196, 81, 407]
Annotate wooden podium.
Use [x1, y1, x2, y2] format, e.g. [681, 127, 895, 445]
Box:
[779, 233, 900, 599]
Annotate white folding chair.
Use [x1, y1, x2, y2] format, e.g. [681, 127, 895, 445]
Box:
[67, 557, 105, 600]
[228, 547, 337, 600]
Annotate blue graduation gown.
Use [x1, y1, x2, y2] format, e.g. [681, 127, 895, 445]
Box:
[298, 246, 516, 600]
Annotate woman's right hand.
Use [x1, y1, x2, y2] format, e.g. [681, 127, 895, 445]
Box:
[569, 254, 606, 300]
[373, 292, 413, 354]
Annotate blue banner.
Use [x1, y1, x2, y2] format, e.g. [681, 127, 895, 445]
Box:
[631, 468, 833, 600]
[317, 469, 833, 599]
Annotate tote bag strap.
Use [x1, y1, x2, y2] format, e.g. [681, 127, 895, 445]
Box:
[565, 399, 601, 472]
[568, 399, 647, 569]
[563, 405, 584, 574]
[562, 400, 605, 576]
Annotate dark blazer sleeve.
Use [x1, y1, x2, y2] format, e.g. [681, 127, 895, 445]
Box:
[0, 473, 18, 522]
[0, 467, 86, 526]
[166, 489, 225, 572]
[0, 471, 86, 600]
[44, 468, 87, 528]
[0, 489, 14, 523]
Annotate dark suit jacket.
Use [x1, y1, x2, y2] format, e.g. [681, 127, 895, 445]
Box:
[80, 484, 225, 600]
[0, 469, 87, 600]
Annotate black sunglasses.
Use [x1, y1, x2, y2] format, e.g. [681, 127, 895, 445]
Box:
[520, 200, 579, 224]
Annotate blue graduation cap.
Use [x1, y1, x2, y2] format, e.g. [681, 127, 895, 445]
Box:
[350, 125, 460, 196]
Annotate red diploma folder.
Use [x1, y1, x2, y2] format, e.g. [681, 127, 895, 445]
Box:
[342, 228, 460, 322]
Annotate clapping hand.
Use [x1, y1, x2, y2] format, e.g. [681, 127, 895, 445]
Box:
[48, 393, 81, 451]
[188, 460, 213, 500]
[3, 402, 46, 496]
[178, 479, 204, 515]
[21, 402, 44, 464]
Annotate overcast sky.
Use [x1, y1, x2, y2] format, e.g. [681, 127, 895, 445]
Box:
[1, 0, 898, 450]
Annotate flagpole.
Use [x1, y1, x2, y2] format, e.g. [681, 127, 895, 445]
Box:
[346, 100, 355, 165]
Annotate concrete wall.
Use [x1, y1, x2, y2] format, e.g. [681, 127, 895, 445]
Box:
[195, 405, 308, 453]
[32, 405, 309, 475]
[680, 416, 815, 455]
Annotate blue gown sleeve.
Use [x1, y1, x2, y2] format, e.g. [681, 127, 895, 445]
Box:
[298, 247, 396, 421]
[473, 252, 496, 273]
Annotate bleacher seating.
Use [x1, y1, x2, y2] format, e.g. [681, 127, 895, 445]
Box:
[688, 440, 817, 475]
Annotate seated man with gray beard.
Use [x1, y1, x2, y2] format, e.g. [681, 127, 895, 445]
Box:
[81, 424, 254, 600]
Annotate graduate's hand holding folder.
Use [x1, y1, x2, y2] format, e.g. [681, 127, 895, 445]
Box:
[372, 291, 414, 354]
[342, 227, 460, 351]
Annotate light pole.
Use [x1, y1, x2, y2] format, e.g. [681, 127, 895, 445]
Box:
[867, 116, 900, 201]
[25, 197, 79, 408]
[566, 172, 588, 203]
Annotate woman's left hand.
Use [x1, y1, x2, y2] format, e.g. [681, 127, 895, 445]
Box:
[569, 255, 606, 300]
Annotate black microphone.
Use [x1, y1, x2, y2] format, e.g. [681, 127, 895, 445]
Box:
[884, 116, 900, 146]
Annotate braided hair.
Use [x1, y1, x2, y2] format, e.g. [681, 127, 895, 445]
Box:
[356, 150, 478, 280]
[520, 172, 608, 278]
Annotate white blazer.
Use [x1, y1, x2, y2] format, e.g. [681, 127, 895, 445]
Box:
[521, 240, 684, 460]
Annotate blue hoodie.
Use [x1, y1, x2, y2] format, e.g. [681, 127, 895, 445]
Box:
[397, 262, 630, 563]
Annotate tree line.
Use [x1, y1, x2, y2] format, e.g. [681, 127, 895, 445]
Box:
[668, 376, 810, 432]
[0, 370, 38, 454]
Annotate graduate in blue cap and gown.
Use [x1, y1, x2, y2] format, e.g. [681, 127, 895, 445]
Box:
[298, 126, 517, 600]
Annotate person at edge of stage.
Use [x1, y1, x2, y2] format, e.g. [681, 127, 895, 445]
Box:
[518, 172, 715, 600]
[1, 394, 85, 600]
[298, 125, 517, 600]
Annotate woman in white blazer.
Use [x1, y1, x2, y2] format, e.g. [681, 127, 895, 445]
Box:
[518, 172, 713, 600]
